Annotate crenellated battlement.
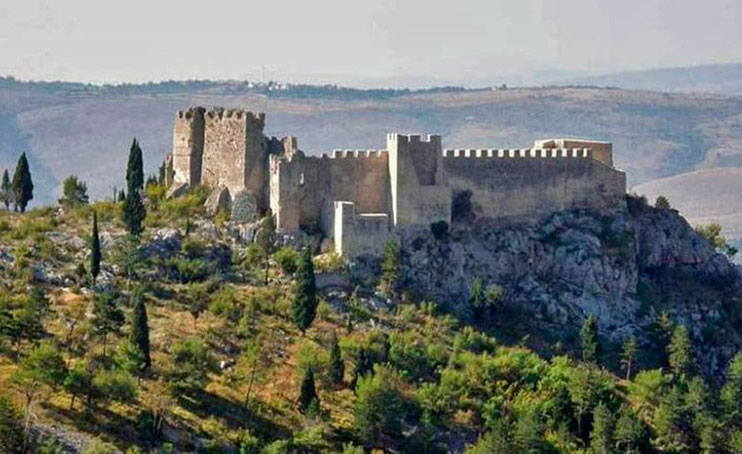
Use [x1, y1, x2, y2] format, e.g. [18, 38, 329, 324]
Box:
[320, 149, 390, 159]
[441, 148, 593, 159]
[386, 133, 442, 145]
[203, 107, 265, 125]
[176, 106, 206, 121]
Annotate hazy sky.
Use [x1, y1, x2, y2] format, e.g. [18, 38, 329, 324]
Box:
[2, 0, 742, 87]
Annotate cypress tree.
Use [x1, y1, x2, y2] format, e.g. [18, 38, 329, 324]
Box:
[329, 330, 344, 386]
[91, 211, 101, 285]
[292, 247, 317, 334]
[126, 138, 144, 195]
[11, 153, 33, 213]
[122, 187, 146, 237]
[0, 169, 11, 210]
[130, 287, 151, 369]
[379, 241, 400, 298]
[298, 367, 319, 413]
[580, 315, 600, 364]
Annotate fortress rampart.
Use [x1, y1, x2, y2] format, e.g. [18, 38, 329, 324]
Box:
[167, 107, 627, 258]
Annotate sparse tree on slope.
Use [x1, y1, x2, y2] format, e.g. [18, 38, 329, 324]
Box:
[0, 397, 25, 454]
[130, 287, 151, 370]
[590, 403, 615, 454]
[298, 367, 319, 414]
[90, 211, 101, 285]
[329, 330, 344, 386]
[256, 211, 276, 285]
[621, 336, 638, 380]
[292, 247, 317, 334]
[58, 175, 89, 207]
[11, 152, 33, 213]
[0, 169, 12, 210]
[122, 188, 146, 237]
[126, 138, 144, 195]
[580, 315, 600, 364]
[379, 240, 401, 299]
[91, 291, 124, 357]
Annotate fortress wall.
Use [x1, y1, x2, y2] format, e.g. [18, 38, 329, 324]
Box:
[202, 109, 268, 209]
[334, 201, 393, 257]
[388, 134, 450, 229]
[270, 150, 390, 237]
[172, 107, 205, 185]
[442, 149, 626, 221]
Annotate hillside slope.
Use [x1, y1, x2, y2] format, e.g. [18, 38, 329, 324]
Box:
[632, 167, 742, 239]
[4, 80, 742, 205]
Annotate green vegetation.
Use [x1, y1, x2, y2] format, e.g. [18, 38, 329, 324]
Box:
[58, 175, 89, 207]
[292, 247, 317, 334]
[1, 169, 12, 210]
[11, 153, 34, 213]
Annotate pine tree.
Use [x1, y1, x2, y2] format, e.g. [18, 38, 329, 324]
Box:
[0, 169, 11, 210]
[621, 336, 638, 380]
[590, 403, 615, 454]
[292, 247, 317, 334]
[668, 324, 694, 378]
[90, 211, 101, 285]
[615, 405, 645, 454]
[329, 330, 344, 386]
[721, 352, 742, 426]
[0, 396, 25, 453]
[130, 287, 151, 370]
[11, 152, 33, 213]
[58, 175, 89, 207]
[122, 188, 146, 237]
[514, 409, 545, 454]
[580, 315, 600, 364]
[92, 291, 124, 357]
[298, 367, 319, 413]
[126, 138, 144, 195]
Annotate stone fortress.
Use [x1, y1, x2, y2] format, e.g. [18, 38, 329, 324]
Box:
[164, 107, 626, 257]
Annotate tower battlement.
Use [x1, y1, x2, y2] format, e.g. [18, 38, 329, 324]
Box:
[441, 148, 594, 159]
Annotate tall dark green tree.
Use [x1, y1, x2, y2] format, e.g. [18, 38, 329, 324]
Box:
[292, 247, 317, 334]
[615, 405, 645, 454]
[621, 336, 638, 380]
[721, 352, 742, 426]
[130, 287, 151, 370]
[122, 188, 146, 237]
[298, 367, 319, 413]
[329, 330, 344, 386]
[11, 153, 33, 213]
[580, 315, 600, 364]
[0, 169, 11, 210]
[90, 211, 101, 285]
[255, 211, 276, 285]
[126, 138, 144, 195]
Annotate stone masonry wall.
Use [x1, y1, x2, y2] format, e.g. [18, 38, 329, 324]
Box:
[270, 149, 390, 236]
[334, 201, 392, 257]
[172, 107, 205, 186]
[442, 148, 626, 222]
[202, 109, 268, 210]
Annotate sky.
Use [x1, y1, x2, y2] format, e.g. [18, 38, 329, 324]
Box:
[1, 0, 742, 87]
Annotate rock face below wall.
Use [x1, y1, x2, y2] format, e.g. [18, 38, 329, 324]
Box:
[393, 198, 741, 375]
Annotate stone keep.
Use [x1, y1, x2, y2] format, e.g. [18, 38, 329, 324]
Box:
[167, 107, 627, 258]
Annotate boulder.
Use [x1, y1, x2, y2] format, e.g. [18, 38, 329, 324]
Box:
[231, 190, 258, 223]
[204, 185, 231, 216]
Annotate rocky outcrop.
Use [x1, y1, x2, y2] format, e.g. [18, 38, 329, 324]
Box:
[389, 199, 741, 375]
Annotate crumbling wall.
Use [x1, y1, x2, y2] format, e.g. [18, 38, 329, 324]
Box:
[442, 148, 626, 222]
[270, 149, 390, 237]
[334, 201, 393, 257]
[202, 109, 268, 210]
[172, 107, 205, 186]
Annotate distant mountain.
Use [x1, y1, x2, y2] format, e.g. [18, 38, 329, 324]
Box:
[564, 63, 742, 95]
[4, 78, 742, 207]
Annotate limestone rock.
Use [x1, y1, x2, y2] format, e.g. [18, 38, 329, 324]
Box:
[166, 182, 188, 199]
[204, 185, 231, 216]
[230, 190, 258, 223]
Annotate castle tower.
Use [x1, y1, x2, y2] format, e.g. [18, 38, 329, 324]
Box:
[387, 133, 450, 228]
[202, 109, 269, 211]
[172, 107, 205, 186]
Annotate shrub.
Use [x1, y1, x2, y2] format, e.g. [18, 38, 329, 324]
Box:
[430, 221, 449, 240]
[274, 247, 298, 275]
[655, 195, 671, 209]
[168, 337, 219, 392]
